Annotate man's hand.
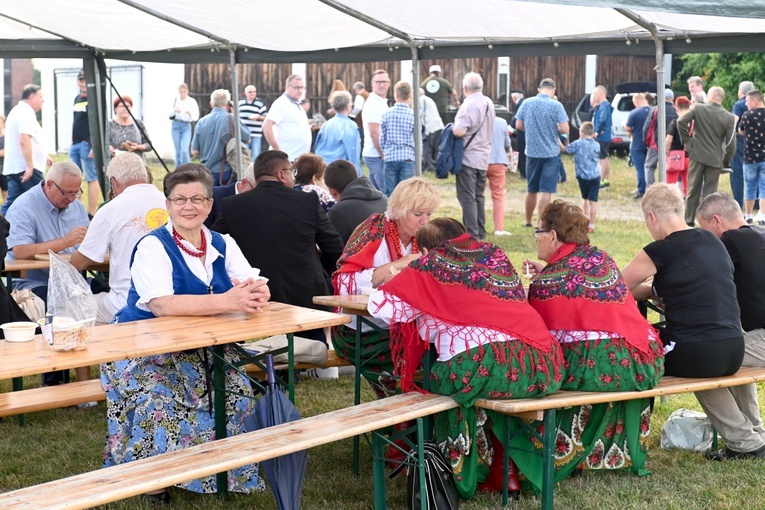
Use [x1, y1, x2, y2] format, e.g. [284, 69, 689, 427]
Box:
[62, 226, 88, 249]
[21, 166, 35, 183]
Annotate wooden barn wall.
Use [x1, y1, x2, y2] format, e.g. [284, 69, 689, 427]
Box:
[596, 55, 656, 98]
[507, 55, 586, 116]
[305, 61, 401, 117]
[416, 58, 498, 103]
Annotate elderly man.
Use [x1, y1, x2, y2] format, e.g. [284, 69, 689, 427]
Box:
[590, 85, 613, 188]
[421, 64, 460, 123]
[71, 153, 167, 324]
[314, 90, 362, 173]
[696, 192, 765, 460]
[361, 70, 391, 192]
[380, 81, 415, 196]
[263, 75, 311, 162]
[191, 89, 250, 185]
[731, 81, 756, 209]
[324, 159, 387, 244]
[6, 161, 89, 385]
[515, 78, 569, 227]
[238, 84, 268, 160]
[452, 72, 494, 240]
[688, 76, 707, 103]
[69, 70, 101, 217]
[204, 162, 256, 228]
[2, 84, 53, 214]
[212, 150, 344, 344]
[678, 86, 736, 226]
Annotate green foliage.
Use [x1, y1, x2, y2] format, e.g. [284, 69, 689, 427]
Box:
[677, 53, 765, 109]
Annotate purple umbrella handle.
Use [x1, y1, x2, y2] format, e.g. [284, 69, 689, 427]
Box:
[266, 354, 276, 392]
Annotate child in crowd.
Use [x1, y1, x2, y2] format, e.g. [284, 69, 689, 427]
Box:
[561, 121, 600, 232]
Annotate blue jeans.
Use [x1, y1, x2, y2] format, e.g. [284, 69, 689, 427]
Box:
[171, 120, 192, 167]
[248, 135, 263, 160]
[631, 148, 647, 195]
[383, 160, 415, 196]
[2, 170, 44, 214]
[744, 161, 765, 201]
[731, 135, 745, 207]
[69, 141, 97, 182]
[364, 156, 385, 192]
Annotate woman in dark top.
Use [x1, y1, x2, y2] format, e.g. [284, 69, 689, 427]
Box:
[622, 183, 744, 377]
[665, 96, 691, 153]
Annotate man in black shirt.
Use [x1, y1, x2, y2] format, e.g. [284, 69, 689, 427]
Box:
[69, 70, 101, 217]
[696, 192, 765, 460]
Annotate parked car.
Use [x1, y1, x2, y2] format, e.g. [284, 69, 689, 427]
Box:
[571, 81, 667, 155]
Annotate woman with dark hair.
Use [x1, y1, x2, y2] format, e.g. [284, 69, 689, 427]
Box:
[108, 95, 152, 158]
[102, 163, 270, 502]
[293, 153, 336, 212]
[519, 199, 664, 489]
[665, 96, 692, 195]
[368, 217, 563, 498]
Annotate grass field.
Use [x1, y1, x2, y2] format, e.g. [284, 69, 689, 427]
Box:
[2, 154, 761, 510]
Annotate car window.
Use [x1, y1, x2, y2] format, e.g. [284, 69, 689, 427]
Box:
[616, 96, 635, 112]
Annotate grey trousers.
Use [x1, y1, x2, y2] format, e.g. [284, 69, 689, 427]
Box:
[456, 164, 487, 240]
[685, 159, 721, 226]
[694, 328, 765, 453]
[645, 148, 658, 187]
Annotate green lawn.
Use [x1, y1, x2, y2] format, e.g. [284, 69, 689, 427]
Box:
[2, 154, 759, 510]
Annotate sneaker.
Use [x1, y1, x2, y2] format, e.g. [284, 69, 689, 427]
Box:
[588, 226, 595, 233]
[76, 401, 98, 409]
[303, 367, 339, 380]
[599, 180, 610, 189]
[634, 192, 644, 199]
[523, 223, 533, 228]
[493, 230, 512, 236]
[706, 445, 765, 461]
[754, 212, 765, 225]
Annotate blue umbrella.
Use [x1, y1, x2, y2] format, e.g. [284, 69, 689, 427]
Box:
[245, 354, 307, 510]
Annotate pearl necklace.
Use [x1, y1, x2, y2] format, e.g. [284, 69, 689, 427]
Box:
[172, 226, 206, 258]
[387, 220, 418, 260]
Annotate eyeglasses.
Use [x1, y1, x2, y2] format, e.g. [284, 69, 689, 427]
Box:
[169, 195, 210, 206]
[51, 180, 83, 198]
[281, 167, 298, 177]
[533, 228, 551, 237]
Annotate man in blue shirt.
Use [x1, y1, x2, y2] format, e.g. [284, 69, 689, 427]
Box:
[314, 91, 362, 174]
[515, 78, 569, 227]
[590, 85, 613, 188]
[380, 81, 415, 196]
[625, 92, 651, 198]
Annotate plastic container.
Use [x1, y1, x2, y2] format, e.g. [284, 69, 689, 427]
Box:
[42, 316, 93, 351]
[1, 322, 39, 342]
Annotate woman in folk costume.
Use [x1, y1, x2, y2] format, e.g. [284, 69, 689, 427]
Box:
[519, 200, 664, 489]
[332, 177, 440, 398]
[368, 218, 564, 499]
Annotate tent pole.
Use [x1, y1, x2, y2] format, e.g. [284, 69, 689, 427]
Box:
[229, 46, 243, 179]
[615, 9, 666, 183]
[84, 54, 107, 198]
[410, 45, 422, 177]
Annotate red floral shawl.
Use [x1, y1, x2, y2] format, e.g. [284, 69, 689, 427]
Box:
[527, 243, 658, 355]
[374, 234, 558, 391]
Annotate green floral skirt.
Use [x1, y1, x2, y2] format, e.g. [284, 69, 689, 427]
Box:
[495, 337, 664, 492]
[429, 340, 563, 499]
[332, 324, 398, 398]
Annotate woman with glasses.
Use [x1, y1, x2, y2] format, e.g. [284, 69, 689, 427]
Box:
[102, 164, 270, 503]
[369, 217, 563, 499]
[517, 200, 664, 489]
[108, 95, 152, 159]
[332, 177, 439, 399]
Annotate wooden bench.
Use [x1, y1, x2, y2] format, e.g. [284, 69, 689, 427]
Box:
[244, 350, 353, 378]
[474, 366, 765, 510]
[0, 380, 105, 418]
[0, 392, 458, 510]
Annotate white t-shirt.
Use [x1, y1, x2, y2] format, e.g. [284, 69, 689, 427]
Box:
[77, 184, 168, 323]
[3, 101, 47, 175]
[170, 95, 200, 123]
[265, 94, 311, 161]
[362, 93, 389, 158]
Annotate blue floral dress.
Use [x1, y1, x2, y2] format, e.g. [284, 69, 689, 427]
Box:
[101, 227, 264, 493]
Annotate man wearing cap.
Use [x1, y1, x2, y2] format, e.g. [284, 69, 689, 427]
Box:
[70, 70, 101, 217]
[421, 64, 460, 123]
[642, 89, 677, 188]
[515, 78, 569, 227]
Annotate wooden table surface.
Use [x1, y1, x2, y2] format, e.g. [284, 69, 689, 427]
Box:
[3, 256, 110, 274]
[313, 294, 370, 315]
[0, 302, 350, 380]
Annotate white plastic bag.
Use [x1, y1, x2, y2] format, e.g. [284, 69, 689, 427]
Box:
[43, 250, 97, 351]
[660, 408, 714, 451]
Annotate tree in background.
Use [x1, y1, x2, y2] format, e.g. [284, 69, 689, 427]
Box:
[674, 53, 765, 109]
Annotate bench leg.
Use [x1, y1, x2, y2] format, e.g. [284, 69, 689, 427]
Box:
[287, 333, 295, 404]
[372, 430, 387, 509]
[541, 409, 556, 510]
[414, 417, 427, 510]
[501, 414, 510, 506]
[12, 377, 24, 427]
[353, 315, 362, 476]
[212, 344, 229, 497]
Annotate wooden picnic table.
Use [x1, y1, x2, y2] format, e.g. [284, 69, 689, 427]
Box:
[3, 254, 110, 290]
[0, 301, 350, 495]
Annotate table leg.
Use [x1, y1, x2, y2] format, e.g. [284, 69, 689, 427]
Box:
[371, 430, 387, 509]
[541, 409, 556, 510]
[415, 417, 427, 510]
[353, 315, 362, 476]
[212, 344, 228, 497]
[502, 414, 510, 506]
[287, 333, 295, 403]
[12, 377, 24, 427]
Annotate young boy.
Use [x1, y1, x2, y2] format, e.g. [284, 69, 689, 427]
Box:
[561, 121, 601, 232]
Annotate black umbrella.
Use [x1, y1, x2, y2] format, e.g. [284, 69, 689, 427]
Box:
[245, 355, 307, 510]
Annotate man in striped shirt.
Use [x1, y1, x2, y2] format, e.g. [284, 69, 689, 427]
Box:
[238, 85, 268, 159]
[380, 81, 415, 196]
